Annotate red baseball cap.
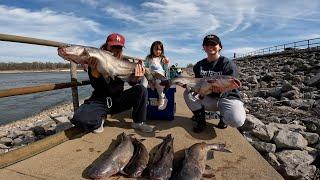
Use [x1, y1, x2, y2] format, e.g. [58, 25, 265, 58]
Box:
[106, 33, 125, 47]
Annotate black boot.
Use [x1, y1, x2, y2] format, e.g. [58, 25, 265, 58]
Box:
[192, 107, 206, 133]
[216, 116, 228, 129]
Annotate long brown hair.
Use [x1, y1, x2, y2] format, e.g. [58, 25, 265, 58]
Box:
[147, 41, 165, 59]
[100, 43, 109, 51]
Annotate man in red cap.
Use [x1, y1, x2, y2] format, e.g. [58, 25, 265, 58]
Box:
[101, 33, 125, 58]
[71, 33, 153, 133]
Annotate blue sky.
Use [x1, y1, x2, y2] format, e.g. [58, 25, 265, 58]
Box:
[0, 0, 319, 66]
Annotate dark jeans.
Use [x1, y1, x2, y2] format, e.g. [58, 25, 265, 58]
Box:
[71, 84, 148, 131]
[111, 84, 147, 123]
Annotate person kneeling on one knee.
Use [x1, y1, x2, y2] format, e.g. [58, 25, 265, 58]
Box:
[184, 34, 246, 133]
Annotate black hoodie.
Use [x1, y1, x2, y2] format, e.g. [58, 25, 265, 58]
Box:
[85, 67, 140, 102]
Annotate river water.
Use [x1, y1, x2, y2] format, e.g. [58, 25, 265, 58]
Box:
[0, 71, 92, 125]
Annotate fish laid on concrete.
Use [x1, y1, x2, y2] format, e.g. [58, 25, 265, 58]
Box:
[167, 75, 241, 95]
[123, 138, 149, 178]
[87, 132, 134, 179]
[58, 45, 160, 81]
[175, 143, 232, 180]
[149, 134, 174, 180]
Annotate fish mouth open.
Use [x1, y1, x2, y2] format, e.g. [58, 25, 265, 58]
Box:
[57, 45, 75, 62]
[57, 46, 67, 57]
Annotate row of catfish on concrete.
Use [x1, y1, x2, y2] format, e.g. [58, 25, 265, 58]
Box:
[85, 132, 231, 179]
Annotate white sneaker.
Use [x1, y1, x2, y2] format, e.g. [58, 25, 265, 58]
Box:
[158, 98, 168, 110]
[93, 120, 104, 134]
[131, 122, 153, 133]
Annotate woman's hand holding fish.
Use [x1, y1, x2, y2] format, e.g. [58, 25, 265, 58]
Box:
[130, 63, 145, 82]
[162, 57, 169, 64]
[87, 57, 101, 78]
[210, 79, 227, 93]
[210, 77, 241, 93]
[134, 63, 145, 77]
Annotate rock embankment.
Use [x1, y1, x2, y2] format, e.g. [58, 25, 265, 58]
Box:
[0, 101, 80, 154]
[236, 50, 320, 179]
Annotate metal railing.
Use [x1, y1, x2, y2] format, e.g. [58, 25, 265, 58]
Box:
[236, 37, 320, 58]
[0, 33, 143, 111]
[0, 33, 150, 169]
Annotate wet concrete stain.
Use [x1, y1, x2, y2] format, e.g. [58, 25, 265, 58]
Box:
[214, 155, 247, 172]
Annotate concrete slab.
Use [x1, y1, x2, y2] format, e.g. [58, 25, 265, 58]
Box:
[0, 87, 283, 180]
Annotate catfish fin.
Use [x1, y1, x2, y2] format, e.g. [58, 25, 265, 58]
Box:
[155, 134, 172, 140]
[144, 68, 154, 81]
[208, 143, 232, 153]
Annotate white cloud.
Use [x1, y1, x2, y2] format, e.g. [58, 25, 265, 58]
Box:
[1, 1, 320, 66]
[0, 42, 62, 63]
[0, 5, 103, 42]
[103, 0, 221, 35]
[167, 47, 195, 54]
[0, 5, 104, 62]
[224, 47, 257, 56]
[80, 0, 99, 7]
[99, 0, 261, 65]
[297, 34, 320, 40]
[102, 6, 145, 25]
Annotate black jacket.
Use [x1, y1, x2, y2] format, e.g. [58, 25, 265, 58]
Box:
[193, 56, 241, 100]
[86, 67, 138, 102]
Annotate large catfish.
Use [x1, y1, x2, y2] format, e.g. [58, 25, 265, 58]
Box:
[175, 143, 231, 180]
[87, 132, 134, 179]
[163, 75, 241, 95]
[149, 134, 174, 180]
[123, 138, 149, 178]
[58, 45, 161, 81]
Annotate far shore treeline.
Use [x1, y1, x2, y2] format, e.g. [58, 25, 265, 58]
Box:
[0, 62, 78, 71]
[0, 62, 194, 71]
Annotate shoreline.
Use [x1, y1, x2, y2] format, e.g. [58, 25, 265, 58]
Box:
[0, 99, 84, 129]
[0, 69, 86, 74]
[0, 99, 84, 153]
